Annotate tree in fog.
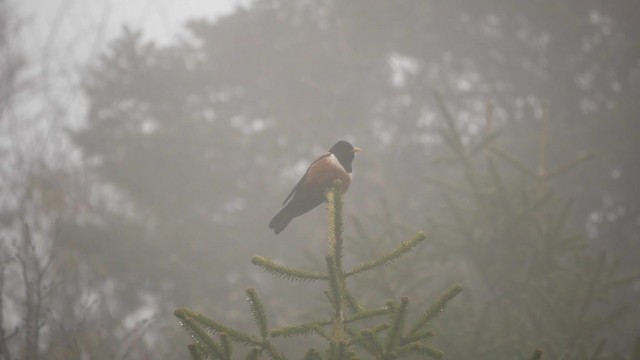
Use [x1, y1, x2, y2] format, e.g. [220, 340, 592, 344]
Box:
[0, 1, 156, 358]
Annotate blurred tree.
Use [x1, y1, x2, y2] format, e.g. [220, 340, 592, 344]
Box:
[0, 1, 159, 358]
[349, 95, 640, 359]
[420, 96, 640, 360]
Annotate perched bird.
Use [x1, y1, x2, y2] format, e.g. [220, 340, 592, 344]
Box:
[269, 140, 361, 234]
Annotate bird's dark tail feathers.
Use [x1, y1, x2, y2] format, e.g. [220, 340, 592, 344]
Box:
[269, 208, 293, 235]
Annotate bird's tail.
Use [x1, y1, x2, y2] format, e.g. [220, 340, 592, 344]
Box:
[269, 207, 293, 234]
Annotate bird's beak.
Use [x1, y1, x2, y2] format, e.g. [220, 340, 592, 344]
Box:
[352, 147, 362, 153]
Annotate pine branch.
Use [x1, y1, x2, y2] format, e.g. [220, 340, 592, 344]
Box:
[188, 344, 205, 360]
[347, 306, 392, 323]
[326, 184, 351, 357]
[177, 316, 225, 359]
[345, 232, 426, 277]
[371, 323, 390, 335]
[344, 288, 365, 313]
[313, 325, 331, 341]
[262, 341, 287, 360]
[251, 256, 328, 282]
[547, 153, 595, 179]
[175, 308, 262, 347]
[467, 130, 502, 158]
[395, 342, 444, 359]
[220, 334, 232, 359]
[271, 322, 325, 338]
[303, 349, 322, 360]
[244, 349, 259, 360]
[179, 304, 286, 360]
[327, 181, 345, 274]
[326, 255, 343, 314]
[488, 147, 537, 178]
[329, 340, 347, 360]
[246, 288, 269, 339]
[272, 305, 391, 340]
[385, 297, 409, 355]
[407, 284, 463, 337]
[360, 330, 384, 358]
[346, 322, 390, 348]
[400, 329, 435, 345]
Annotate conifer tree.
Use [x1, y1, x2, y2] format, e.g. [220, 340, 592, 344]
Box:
[434, 94, 640, 359]
[175, 182, 462, 359]
[345, 94, 640, 359]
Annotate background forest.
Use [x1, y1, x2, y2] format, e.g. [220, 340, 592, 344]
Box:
[1, 0, 639, 359]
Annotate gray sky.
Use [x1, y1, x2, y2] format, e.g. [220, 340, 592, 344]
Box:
[16, 0, 248, 63]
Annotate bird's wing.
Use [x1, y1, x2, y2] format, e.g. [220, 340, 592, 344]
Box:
[281, 153, 331, 206]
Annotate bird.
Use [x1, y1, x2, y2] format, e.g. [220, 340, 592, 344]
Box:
[269, 140, 361, 234]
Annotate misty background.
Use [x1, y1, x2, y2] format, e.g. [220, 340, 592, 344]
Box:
[1, 0, 639, 359]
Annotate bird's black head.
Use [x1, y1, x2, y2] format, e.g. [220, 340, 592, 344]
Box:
[328, 140, 361, 173]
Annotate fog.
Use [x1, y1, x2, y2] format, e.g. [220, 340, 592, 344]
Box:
[1, 1, 639, 359]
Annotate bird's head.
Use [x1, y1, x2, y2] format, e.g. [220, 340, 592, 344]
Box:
[329, 140, 361, 173]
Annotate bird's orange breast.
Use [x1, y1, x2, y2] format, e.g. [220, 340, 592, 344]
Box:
[305, 154, 351, 193]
